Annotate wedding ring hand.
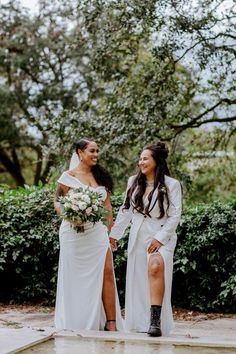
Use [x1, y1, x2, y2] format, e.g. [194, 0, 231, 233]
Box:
[148, 239, 162, 254]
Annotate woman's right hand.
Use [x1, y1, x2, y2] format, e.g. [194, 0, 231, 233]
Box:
[109, 237, 118, 252]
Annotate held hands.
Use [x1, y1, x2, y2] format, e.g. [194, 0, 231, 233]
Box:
[147, 239, 163, 254]
[109, 237, 118, 252]
[109, 237, 162, 253]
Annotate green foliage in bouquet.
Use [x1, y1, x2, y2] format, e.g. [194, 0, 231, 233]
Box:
[59, 187, 107, 232]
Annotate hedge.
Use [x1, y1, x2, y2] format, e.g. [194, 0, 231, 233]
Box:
[0, 185, 235, 312]
[173, 200, 236, 312]
[0, 186, 59, 303]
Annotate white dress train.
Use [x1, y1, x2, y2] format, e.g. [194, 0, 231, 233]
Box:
[54, 172, 123, 331]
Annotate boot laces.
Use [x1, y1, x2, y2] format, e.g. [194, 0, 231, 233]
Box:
[151, 310, 160, 326]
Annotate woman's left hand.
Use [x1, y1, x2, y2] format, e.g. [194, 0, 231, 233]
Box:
[148, 239, 163, 253]
[109, 237, 118, 252]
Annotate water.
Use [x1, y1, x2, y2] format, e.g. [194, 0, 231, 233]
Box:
[21, 337, 236, 354]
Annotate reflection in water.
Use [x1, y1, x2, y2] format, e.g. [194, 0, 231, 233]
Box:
[54, 338, 174, 354]
[21, 337, 236, 354]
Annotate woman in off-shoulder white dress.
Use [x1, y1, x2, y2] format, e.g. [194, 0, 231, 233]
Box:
[54, 138, 123, 331]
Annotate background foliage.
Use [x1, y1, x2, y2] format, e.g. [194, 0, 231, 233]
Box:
[0, 0, 235, 313]
[173, 200, 236, 312]
[0, 0, 235, 201]
[0, 186, 59, 302]
[0, 186, 235, 312]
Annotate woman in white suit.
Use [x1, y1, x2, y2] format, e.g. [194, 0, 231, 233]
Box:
[110, 142, 182, 337]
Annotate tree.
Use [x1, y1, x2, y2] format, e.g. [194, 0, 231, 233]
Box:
[46, 0, 203, 183]
[48, 0, 235, 155]
[0, 0, 235, 190]
[174, 127, 236, 202]
[153, 0, 236, 134]
[0, 1, 89, 185]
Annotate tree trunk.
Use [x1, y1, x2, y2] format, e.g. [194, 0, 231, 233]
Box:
[40, 155, 54, 184]
[0, 147, 25, 186]
[34, 148, 43, 185]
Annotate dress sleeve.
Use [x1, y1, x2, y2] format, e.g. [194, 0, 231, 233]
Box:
[153, 180, 182, 245]
[57, 171, 74, 188]
[110, 176, 135, 240]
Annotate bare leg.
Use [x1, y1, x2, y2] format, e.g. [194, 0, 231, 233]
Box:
[147, 252, 164, 336]
[148, 253, 165, 305]
[102, 249, 117, 331]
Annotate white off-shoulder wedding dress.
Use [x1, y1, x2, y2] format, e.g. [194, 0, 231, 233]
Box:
[54, 172, 123, 331]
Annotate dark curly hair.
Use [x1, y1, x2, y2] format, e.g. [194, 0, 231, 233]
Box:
[123, 142, 170, 218]
[75, 138, 114, 193]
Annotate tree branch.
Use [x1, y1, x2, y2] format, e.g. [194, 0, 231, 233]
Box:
[171, 98, 236, 133]
[188, 116, 236, 128]
[0, 147, 25, 186]
[174, 32, 236, 63]
[33, 146, 43, 185]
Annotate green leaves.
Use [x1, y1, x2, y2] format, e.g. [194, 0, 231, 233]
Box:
[0, 179, 235, 311]
[0, 185, 60, 303]
[1, 0, 235, 192]
[173, 200, 236, 312]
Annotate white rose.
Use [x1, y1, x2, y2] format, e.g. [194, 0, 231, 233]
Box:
[82, 195, 91, 204]
[71, 194, 81, 201]
[78, 201, 87, 210]
[72, 199, 81, 206]
[72, 204, 79, 211]
[92, 205, 98, 211]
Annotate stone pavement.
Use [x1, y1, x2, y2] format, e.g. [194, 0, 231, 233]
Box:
[0, 310, 236, 353]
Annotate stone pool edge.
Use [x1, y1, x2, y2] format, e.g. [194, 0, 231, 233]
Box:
[7, 334, 54, 354]
[5, 328, 236, 353]
[55, 329, 236, 349]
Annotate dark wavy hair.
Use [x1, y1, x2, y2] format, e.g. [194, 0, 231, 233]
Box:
[123, 142, 170, 218]
[75, 138, 114, 193]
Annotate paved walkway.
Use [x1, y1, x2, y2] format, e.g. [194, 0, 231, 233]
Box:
[0, 310, 236, 353]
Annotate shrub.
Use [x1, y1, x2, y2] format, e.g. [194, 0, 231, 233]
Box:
[0, 186, 60, 303]
[109, 192, 128, 307]
[0, 186, 235, 312]
[173, 200, 236, 312]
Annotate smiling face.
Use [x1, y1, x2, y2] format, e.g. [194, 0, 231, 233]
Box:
[78, 141, 99, 166]
[138, 149, 157, 177]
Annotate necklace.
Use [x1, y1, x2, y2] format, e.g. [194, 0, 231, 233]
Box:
[146, 181, 154, 187]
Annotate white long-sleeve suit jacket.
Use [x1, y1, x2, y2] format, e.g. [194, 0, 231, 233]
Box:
[111, 175, 182, 253]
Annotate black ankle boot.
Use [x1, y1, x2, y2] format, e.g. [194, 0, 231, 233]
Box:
[147, 305, 162, 337]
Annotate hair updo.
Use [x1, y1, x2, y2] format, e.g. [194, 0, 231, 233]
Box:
[123, 141, 170, 218]
[75, 138, 93, 153]
[153, 142, 169, 159]
[75, 138, 114, 193]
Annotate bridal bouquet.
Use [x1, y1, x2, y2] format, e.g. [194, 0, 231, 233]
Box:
[59, 187, 106, 232]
